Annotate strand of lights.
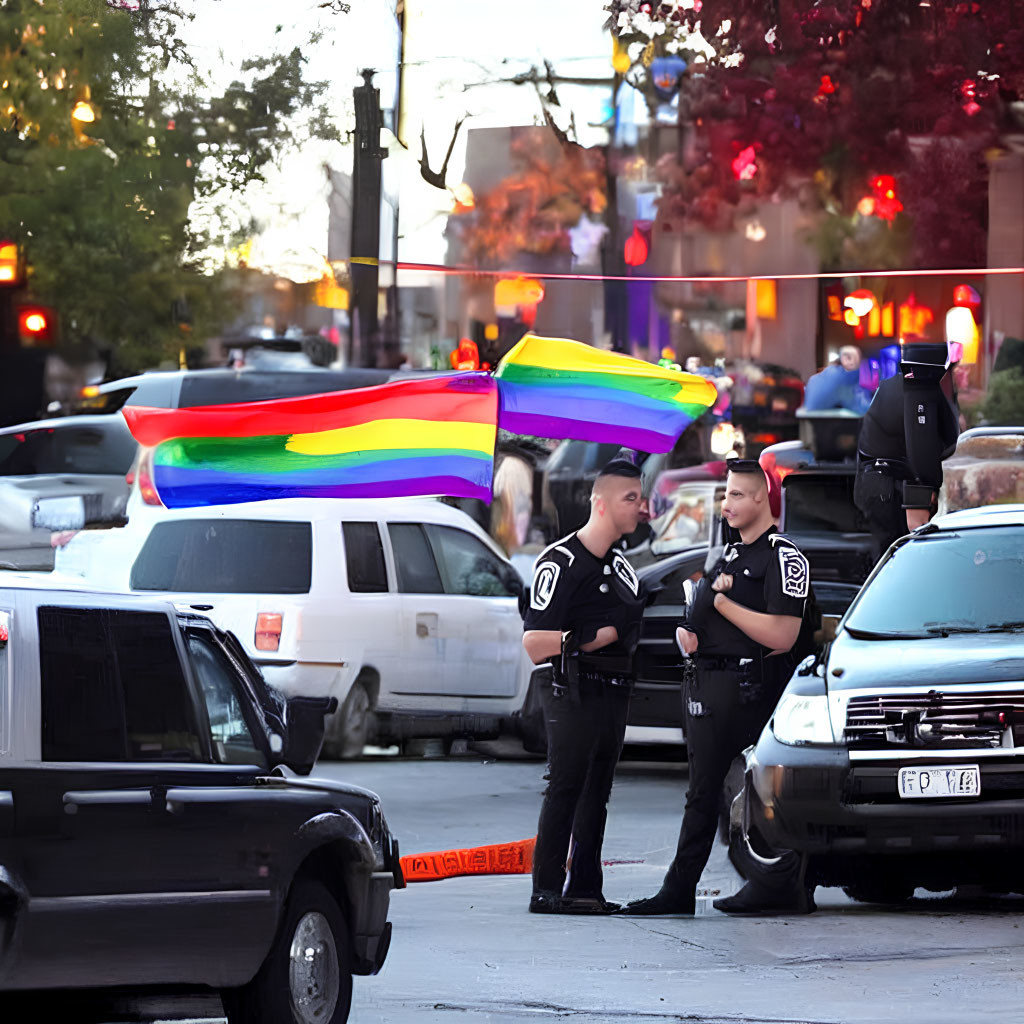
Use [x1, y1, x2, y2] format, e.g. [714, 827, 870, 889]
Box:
[381, 260, 1024, 284]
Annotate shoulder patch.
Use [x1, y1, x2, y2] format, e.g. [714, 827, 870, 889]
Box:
[535, 533, 576, 567]
[530, 560, 562, 611]
[778, 546, 809, 599]
[553, 544, 576, 566]
[610, 552, 639, 596]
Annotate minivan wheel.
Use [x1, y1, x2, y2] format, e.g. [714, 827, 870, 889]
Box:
[223, 879, 353, 1024]
[324, 681, 374, 760]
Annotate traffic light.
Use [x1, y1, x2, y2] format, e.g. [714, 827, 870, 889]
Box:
[0, 241, 21, 286]
[17, 305, 56, 347]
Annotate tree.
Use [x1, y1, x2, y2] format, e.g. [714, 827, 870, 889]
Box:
[0, 0, 339, 371]
[607, 0, 1024, 270]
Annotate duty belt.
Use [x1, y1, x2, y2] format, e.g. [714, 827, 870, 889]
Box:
[693, 654, 755, 671]
[580, 668, 633, 688]
[857, 451, 910, 479]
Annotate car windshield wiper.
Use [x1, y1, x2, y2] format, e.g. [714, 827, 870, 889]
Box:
[843, 625, 931, 640]
[925, 621, 1024, 636]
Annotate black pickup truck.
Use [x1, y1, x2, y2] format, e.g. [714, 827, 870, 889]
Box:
[0, 579, 401, 1024]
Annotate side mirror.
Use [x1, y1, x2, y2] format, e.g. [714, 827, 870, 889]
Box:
[815, 614, 840, 647]
[281, 695, 337, 775]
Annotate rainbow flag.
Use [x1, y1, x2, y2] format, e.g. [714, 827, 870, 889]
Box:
[494, 334, 720, 453]
[122, 374, 498, 508]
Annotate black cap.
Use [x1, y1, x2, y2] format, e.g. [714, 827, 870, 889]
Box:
[597, 447, 643, 479]
[902, 341, 950, 367]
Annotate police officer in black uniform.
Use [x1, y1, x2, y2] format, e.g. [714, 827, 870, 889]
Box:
[621, 459, 814, 916]
[522, 453, 649, 915]
[855, 340, 961, 562]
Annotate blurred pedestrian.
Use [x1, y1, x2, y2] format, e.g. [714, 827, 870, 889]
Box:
[803, 345, 873, 414]
[522, 452, 649, 915]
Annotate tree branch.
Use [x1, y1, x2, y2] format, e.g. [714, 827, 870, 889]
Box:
[419, 117, 465, 191]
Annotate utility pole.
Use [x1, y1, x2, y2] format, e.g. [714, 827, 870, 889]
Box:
[350, 69, 388, 367]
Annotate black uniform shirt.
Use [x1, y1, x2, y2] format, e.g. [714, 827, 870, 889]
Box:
[859, 373, 960, 490]
[697, 526, 809, 658]
[523, 533, 646, 660]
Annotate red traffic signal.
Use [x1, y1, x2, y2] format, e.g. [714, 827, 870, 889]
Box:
[17, 305, 57, 347]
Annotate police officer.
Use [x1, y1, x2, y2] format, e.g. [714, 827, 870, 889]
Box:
[855, 340, 961, 562]
[522, 453, 649, 915]
[621, 459, 814, 916]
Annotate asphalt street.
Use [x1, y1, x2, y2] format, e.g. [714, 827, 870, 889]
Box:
[335, 747, 1024, 1024]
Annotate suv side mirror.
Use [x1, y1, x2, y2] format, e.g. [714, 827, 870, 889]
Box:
[281, 695, 337, 774]
[815, 614, 840, 646]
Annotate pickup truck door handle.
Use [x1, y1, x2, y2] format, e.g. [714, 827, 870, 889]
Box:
[62, 789, 155, 815]
[415, 612, 438, 638]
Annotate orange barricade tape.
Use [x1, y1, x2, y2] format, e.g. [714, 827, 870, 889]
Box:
[400, 836, 536, 883]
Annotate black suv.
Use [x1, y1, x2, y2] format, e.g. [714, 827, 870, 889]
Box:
[731, 505, 1024, 902]
[0, 580, 401, 1023]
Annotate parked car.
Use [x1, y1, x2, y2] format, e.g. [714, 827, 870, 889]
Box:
[627, 544, 708, 746]
[730, 504, 1024, 902]
[58, 497, 533, 758]
[0, 577, 400, 1022]
[77, 366, 396, 415]
[0, 415, 136, 571]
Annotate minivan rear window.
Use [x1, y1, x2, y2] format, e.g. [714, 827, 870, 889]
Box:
[130, 520, 312, 594]
[0, 421, 137, 476]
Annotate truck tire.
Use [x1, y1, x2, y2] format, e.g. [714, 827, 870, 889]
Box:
[323, 680, 374, 760]
[224, 878, 353, 1024]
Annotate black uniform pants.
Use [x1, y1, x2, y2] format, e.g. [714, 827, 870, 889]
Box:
[854, 463, 907, 564]
[532, 668, 632, 898]
[661, 661, 779, 897]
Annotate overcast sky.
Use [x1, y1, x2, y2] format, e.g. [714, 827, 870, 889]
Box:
[181, 0, 611, 276]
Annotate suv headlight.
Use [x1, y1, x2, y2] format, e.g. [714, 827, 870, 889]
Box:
[771, 693, 835, 746]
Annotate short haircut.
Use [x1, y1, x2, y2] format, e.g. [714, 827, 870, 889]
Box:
[726, 458, 767, 490]
[597, 458, 642, 480]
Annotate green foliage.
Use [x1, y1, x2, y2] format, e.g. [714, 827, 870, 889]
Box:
[980, 368, 1024, 426]
[0, 0, 338, 371]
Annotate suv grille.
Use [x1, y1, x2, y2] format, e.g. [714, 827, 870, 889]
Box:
[844, 692, 1024, 749]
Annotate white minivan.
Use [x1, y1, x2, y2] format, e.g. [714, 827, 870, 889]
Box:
[58, 496, 534, 757]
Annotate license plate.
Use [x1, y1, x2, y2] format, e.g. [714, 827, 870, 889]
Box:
[32, 495, 85, 531]
[898, 765, 980, 799]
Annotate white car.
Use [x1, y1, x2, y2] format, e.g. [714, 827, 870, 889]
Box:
[56, 496, 533, 757]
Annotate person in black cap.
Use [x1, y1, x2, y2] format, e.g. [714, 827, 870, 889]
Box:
[522, 450, 649, 914]
[620, 458, 816, 916]
[855, 340, 961, 562]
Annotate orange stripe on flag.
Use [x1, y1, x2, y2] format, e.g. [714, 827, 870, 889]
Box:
[399, 837, 536, 883]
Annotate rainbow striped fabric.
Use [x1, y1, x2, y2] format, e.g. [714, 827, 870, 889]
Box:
[122, 374, 498, 508]
[494, 335, 719, 453]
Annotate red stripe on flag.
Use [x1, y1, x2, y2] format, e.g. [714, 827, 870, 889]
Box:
[122, 374, 497, 447]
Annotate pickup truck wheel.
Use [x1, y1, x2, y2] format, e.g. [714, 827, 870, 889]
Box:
[224, 879, 353, 1024]
[323, 681, 374, 760]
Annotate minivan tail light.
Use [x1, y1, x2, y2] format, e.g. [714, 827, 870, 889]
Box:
[255, 613, 283, 651]
[137, 449, 163, 506]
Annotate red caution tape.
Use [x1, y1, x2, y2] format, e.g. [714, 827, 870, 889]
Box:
[400, 837, 536, 883]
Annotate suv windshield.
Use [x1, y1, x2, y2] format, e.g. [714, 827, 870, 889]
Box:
[845, 526, 1024, 636]
[0, 422, 136, 476]
[131, 520, 312, 594]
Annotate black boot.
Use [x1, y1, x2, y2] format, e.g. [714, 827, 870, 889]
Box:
[529, 892, 620, 915]
[713, 879, 816, 916]
[616, 887, 695, 916]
